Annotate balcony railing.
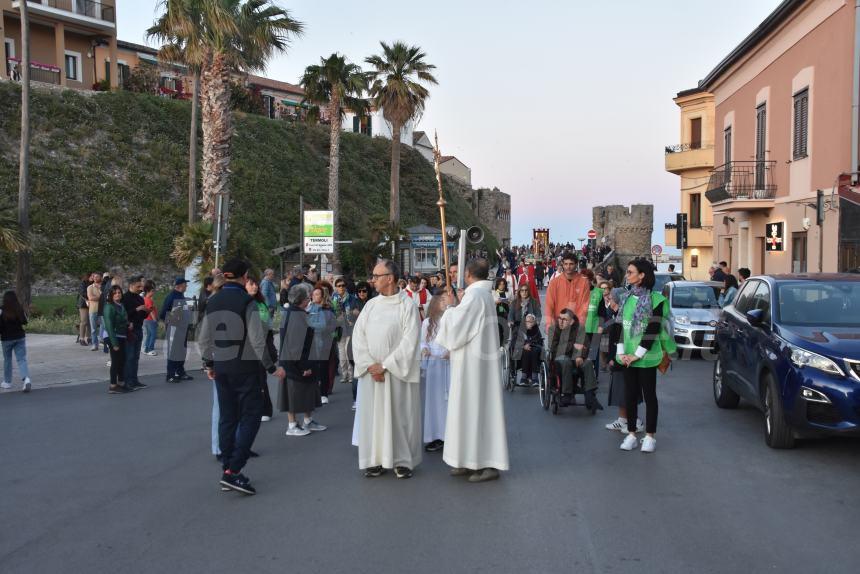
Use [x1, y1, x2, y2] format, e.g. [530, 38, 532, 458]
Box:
[665, 143, 715, 154]
[705, 161, 776, 204]
[29, 0, 115, 24]
[6, 58, 61, 84]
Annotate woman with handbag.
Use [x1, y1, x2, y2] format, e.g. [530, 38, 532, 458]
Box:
[615, 259, 676, 453]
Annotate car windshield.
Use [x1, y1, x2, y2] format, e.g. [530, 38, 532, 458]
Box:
[777, 282, 860, 327]
[671, 286, 720, 309]
[654, 274, 684, 292]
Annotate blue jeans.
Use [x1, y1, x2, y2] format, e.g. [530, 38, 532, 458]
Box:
[143, 320, 157, 353]
[124, 326, 143, 385]
[89, 313, 101, 349]
[2, 338, 29, 382]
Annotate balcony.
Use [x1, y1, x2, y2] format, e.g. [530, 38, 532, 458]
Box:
[664, 143, 714, 174]
[12, 0, 116, 30]
[705, 161, 776, 212]
[664, 222, 714, 248]
[6, 58, 61, 84]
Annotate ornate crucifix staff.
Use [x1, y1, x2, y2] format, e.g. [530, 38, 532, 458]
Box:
[433, 131, 452, 292]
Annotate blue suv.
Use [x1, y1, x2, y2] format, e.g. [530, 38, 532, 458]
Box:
[712, 274, 860, 448]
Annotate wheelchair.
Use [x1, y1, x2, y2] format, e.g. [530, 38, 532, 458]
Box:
[539, 353, 601, 416]
[500, 324, 541, 394]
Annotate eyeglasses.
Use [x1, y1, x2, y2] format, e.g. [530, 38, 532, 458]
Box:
[335, 284, 345, 288]
[370, 273, 392, 280]
[358, 289, 368, 293]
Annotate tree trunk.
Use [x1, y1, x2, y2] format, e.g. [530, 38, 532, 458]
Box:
[328, 97, 342, 276]
[389, 122, 401, 226]
[199, 53, 232, 224]
[16, 1, 31, 308]
[188, 71, 200, 225]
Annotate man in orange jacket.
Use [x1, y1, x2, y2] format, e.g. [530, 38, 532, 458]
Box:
[544, 252, 591, 332]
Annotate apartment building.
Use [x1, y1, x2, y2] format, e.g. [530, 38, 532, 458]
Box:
[664, 89, 716, 280]
[1, 0, 118, 89]
[697, 0, 860, 274]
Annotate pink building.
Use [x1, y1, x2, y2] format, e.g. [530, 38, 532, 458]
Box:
[699, 0, 860, 274]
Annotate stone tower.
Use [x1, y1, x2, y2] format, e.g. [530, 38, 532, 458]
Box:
[592, 204, 653, 262]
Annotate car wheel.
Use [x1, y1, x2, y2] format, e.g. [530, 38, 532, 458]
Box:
[713, 356, 740, 409]
[763, 371, 795, 449]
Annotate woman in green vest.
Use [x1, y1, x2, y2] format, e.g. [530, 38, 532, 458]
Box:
[615, 259, 676, 453]
[103, 285, 131, 394]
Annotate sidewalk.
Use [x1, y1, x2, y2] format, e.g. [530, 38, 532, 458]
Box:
[0, 334, 203, 392]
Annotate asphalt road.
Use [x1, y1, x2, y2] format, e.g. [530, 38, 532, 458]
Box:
[2, 358, 859, 574]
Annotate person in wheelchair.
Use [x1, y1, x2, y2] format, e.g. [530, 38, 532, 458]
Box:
[512, 313, 543, 386]
[547, 309, 602, 410]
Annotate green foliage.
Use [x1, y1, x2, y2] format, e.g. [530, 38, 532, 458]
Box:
[126, 63, 160, 94]
[229, 80, 265, 114]
[0, 82, 497, 282]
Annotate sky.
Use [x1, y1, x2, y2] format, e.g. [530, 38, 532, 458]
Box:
[118, 0, 783, 248]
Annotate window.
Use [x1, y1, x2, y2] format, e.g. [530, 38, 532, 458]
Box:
[64, 51, 81, 81]
[751, 281, 771, 323]
[262, 95, 275, 119]
[4, 39, 14, 77]
[755, 103, 767, 189]
[733, 280, 760, 314]
[793, 89, 809, 160]
[724, 126, 732, 172]
[690, 117, 702, 149]
[791, 233, 808, 273]
[690, 193, 702, 229]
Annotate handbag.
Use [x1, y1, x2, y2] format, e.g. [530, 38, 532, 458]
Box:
[657, 351, 671, 374]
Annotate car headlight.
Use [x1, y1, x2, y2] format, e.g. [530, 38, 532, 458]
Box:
[788, 344, 844, 376]
[675, 315, 690, 325]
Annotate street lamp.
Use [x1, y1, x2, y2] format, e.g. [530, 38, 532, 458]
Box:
[577, 237, 585, 250]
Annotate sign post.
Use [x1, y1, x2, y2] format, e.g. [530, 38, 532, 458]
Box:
[304, 210, 334, 254]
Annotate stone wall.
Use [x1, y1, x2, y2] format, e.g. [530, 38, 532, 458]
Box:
[592, 204, 653, 262]
[459, 186, 511, 248]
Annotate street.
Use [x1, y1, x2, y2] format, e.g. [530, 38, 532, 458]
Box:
[2, 358, 859, 574]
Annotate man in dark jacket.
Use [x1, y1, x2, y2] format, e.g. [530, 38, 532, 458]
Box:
[160, 277, 192, 383]
[199, 259, 285, 495]
[122, 275, 149, 390]
[547, 309, 601, 411]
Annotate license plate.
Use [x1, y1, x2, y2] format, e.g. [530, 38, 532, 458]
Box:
[704, 334, 715, 341]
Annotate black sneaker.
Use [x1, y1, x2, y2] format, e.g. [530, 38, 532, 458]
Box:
[131, 382, 149, 390]
[425, 440, 444, 453]
[108, 384, 132, 394]
[220, 472, 256, 495]
[166, 377, 181, 384]
[178, 374, 194, 381]
[394, 466, 413, 479]
[364, 466, 385, 478]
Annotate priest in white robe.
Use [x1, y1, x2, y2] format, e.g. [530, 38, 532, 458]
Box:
[436, 257, 510, 482]
[351, 260, 422, 479]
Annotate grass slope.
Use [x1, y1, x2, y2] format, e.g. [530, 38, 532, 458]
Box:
[0, 82, 496, 280]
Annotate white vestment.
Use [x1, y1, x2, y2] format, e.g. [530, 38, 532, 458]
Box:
[351, 291, 422, 470]
[421, 318, 450, 443]
[436, 280, 510, 471]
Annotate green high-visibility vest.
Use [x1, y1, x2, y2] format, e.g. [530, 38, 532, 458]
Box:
[616, 292, 676, 369]
[585, 288, 602, 334]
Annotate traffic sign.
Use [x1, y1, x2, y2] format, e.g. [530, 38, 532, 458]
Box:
[587, 229, 597, 240]
[651, 244, 663, 256]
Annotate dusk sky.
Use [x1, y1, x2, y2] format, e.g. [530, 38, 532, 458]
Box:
[118, 0, 781, 248]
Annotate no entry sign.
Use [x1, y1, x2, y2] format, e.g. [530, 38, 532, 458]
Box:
[587, 229, 597, 240]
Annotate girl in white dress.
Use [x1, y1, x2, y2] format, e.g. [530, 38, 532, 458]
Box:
[421, 295, 450, 452]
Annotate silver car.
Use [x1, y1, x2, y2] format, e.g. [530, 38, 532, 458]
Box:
[662, 281, 723, 351]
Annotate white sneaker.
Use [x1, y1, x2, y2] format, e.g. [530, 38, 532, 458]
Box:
[22, 378, 31, 393]
[261, 416, 271, 422]
[286, 426, 310, 437]
[641, 436, 656, 453]
[620, 434, 638, 451]
[605, 417, 626, 431]
[351, 402, 356, 411]
[304, 420, 327, 432]
[144, 351, 158, 356]
[1, 381, 11, 390]
[106, 361, 111, 367]
[320, 396, 329, 405]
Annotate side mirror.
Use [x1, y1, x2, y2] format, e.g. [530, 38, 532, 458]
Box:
[746, 308, 764, 327]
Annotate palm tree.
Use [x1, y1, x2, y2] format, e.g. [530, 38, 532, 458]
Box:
[301, 53, 367, 275]
[15, 0, 32, 307]
[150, 0, 303, 223]
[147, 1, 204, 225]
[365, 41, 437, 225]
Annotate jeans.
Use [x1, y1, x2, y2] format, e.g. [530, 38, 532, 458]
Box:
[337, 335, 353, 382]
[624, 366, 658, 434]
[124, 326, 143, 385]
[215, 371, 264, 474]
[89, 313, 101, 348]
[143, 319, 157, 353]
[109, 339, 127, 386]
[2, 338, 29, 382]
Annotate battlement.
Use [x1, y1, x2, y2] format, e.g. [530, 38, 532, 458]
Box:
[592, 204, 653, 261]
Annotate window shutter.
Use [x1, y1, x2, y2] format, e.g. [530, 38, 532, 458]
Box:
[104, 60, 110, 84]
[690, 118, 702, 149]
